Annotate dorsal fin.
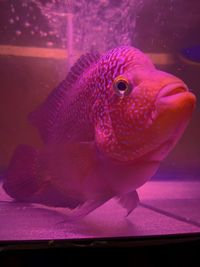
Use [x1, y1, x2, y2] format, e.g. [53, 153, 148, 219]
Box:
[67, 51, 100, 84]
[28, 51, 101, 144]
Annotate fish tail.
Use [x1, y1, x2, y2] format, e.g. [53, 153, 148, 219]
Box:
[3, 144, 41, 201]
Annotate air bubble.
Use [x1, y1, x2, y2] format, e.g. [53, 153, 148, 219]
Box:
[49, 31, 55, 35]
[9, 18, 14, 24]
[22, 3, 28, 8]
[46, 42, 54, 47]
[40, 31, 47, 37]
[15, 30, 22, 36]
[24, 22, 31, 28]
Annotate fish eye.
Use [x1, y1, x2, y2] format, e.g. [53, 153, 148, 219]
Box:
[114, 77, 132, 96]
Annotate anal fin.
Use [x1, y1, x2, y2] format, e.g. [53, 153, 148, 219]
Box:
[59, 197, 110, 222]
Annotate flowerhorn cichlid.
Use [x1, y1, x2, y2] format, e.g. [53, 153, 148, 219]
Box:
[3, 46, 196, 220]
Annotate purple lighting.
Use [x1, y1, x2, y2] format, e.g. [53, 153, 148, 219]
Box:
[0, 0, 199, 241]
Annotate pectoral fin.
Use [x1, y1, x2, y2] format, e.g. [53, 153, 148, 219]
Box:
[117, 191, 139, 216]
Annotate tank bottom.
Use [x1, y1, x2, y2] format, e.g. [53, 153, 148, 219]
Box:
[0, 180, 199, 240]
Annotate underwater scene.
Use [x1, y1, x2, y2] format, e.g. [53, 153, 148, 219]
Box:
[0, 0, 200, 240]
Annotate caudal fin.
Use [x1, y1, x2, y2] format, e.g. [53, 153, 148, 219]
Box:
[3, 144, 40, 201]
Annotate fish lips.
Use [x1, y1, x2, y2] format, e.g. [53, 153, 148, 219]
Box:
[155, 82, 196, 115]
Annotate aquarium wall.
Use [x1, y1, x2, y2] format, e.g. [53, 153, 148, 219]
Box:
[0, 0, 200, 240]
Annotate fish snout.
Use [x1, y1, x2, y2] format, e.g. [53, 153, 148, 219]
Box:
[157, 82, 188, 99]
[155, 82, 196, 114]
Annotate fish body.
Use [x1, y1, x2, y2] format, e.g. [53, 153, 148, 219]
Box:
[3, 46, 196, 220]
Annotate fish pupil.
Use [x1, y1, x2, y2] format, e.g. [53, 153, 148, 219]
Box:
[117, 81, 127, 91]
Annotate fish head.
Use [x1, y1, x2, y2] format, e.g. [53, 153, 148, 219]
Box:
[94, 47, 196, 163]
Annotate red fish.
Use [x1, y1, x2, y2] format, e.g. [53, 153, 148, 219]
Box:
[3, 46, 196, 220]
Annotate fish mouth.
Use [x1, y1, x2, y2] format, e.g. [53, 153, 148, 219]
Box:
[157, 82, 189, 99]
[155, 82, 196, 115]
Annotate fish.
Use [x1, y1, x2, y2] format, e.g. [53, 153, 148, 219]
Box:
[3, 46, 196, 220]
